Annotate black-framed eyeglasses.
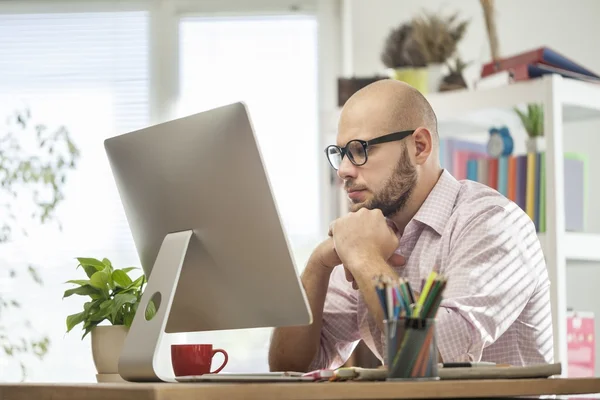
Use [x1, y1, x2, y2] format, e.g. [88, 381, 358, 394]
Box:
[324, 130, 415, 170]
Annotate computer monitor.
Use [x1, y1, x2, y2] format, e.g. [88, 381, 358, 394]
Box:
[104, 102, 312, 382]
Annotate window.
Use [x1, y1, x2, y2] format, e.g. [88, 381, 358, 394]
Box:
[177, 15, 320, 372]
[0, 3, 328, 381]
[0, 10, 150, 382]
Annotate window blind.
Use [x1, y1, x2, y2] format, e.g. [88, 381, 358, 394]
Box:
[0, 10, 150, 382]
[177, 15, 320, 373]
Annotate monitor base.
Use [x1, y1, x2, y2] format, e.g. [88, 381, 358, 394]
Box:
[118, 230, 193, 382]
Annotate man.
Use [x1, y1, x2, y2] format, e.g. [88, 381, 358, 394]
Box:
[268, 79, 553, 372]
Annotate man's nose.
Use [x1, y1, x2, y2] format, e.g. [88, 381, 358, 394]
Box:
[337, 155, 358, 180]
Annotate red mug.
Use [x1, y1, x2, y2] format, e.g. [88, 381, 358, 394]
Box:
[171, 344, 228, 376]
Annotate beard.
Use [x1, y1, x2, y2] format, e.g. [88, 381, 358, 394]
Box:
[348, 145, 418, 217]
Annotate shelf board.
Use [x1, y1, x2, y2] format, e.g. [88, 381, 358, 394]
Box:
[329, 76, 600, 138]
[538, 232, 600, 262]
[427, 75, 600, 135]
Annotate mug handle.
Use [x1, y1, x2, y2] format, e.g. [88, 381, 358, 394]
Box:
[210, 349, 228, 373]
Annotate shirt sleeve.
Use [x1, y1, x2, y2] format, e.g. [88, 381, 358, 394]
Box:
[436, 203, 544, 363]
[307, 265, 361, 370]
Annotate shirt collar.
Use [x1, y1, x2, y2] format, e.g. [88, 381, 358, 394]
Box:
[412, 169, 461, 236]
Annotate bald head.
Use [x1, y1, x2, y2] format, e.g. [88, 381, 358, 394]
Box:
[332, 79, 443, 227]
[340, 79, 438, 146]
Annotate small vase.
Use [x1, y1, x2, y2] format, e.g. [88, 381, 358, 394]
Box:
[91, 325, 129, 382]
[386, 67, 428, 94]
[525, 136, 545, 154]
[426, 63, 447, 93]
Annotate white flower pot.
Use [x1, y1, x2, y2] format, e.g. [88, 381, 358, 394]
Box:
[526, 136, 545, 153]
[427, 63, 447, 93]
[91, 325, 129, 382]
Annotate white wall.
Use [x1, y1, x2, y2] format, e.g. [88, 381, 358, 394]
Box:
[341, 0, 600, 84]
[340, 0, 600, 374]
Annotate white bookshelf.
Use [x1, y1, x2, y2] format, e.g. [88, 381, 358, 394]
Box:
[538, 232, 600, 262]
[426, 74, 600, 374]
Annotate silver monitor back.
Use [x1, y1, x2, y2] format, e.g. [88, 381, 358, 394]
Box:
[104, 102, 312, 334]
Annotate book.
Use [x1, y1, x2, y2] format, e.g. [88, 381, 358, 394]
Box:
[481, 47, 600, 79]
[476, 63, 600, 91]
[463, 151, 585, 233]
[567, 311, 595, 377]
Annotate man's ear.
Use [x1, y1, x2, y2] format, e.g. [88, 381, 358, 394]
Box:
[412, 127, 433, 165]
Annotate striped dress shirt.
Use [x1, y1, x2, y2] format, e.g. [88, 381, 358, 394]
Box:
[309, 169, 554, 369]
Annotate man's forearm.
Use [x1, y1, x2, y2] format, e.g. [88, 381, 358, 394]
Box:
[346, 256, 399, 332]
[268, 259, 332, 372]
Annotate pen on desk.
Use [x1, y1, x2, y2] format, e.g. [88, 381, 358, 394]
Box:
[441, 362, 498, 368]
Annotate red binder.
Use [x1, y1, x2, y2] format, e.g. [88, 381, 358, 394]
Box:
[481, 47, 599, 79]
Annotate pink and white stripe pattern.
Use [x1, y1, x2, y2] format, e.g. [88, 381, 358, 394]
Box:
[309, 170, 554, 369]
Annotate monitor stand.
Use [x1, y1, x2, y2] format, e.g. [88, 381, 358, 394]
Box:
[118, 230, 193, 382]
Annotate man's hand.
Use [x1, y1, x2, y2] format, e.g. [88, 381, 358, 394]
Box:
[343, 252, 406, 289]
[329, 208, 399, 272]
[311, 236, 342, 269]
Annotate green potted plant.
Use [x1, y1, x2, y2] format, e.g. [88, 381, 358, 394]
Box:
[514, 103, 544, 153]
[380, 22, 429, 93]
[411, 10, 470, 93]
[63, 257, 155, 382]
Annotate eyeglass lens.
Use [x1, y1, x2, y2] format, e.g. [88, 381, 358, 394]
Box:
[327, 140, 367, 169]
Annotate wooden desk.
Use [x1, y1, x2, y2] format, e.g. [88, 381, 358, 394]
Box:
[2, 378, 600, 400]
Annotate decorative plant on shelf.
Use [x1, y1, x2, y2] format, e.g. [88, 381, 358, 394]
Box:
[381, 10, 469, 94]
[439, 56, 471, 91]
[380, 23, 428, 92]
[0, 108, 80, 380]
[63, 257, 155, 381]
[381, 23, 428, 70]
[514, 103, 544, 137]
[514, 103, 544, 153]
[64, 257, 155, 337]
[411, 10, 470, 66]
[411, 10, 470, 93]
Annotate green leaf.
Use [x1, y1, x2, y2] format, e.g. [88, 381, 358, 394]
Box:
[76, 257, 105, 270]
[514, 103, 544, 137]
[145, 300, 157, 321]
[128, 275, 145, 289]
[66, 311, 86, 332]
[112, 287, 138, 298]
[114, 293, 137, 307]
[86, 298, 103, 313]
[123, 312, 135, 327]
[124, 302, 139, 327]
[28, 265, 43, 285]
[89, 269, 111, 291]
[121, 267, 138, 273]
[88, 306, 112, 323]
[111, 293, 138, 321]
[99, 299, 113, 310]
[65, 279, 90, 286]
[62, 285, 102, 299]
[82, 321, 100, 339]
[80, 264, 98, 279]
[112, 270, 133, 288]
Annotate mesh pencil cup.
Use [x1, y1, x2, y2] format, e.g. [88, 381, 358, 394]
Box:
[384, 317, 439, 381]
